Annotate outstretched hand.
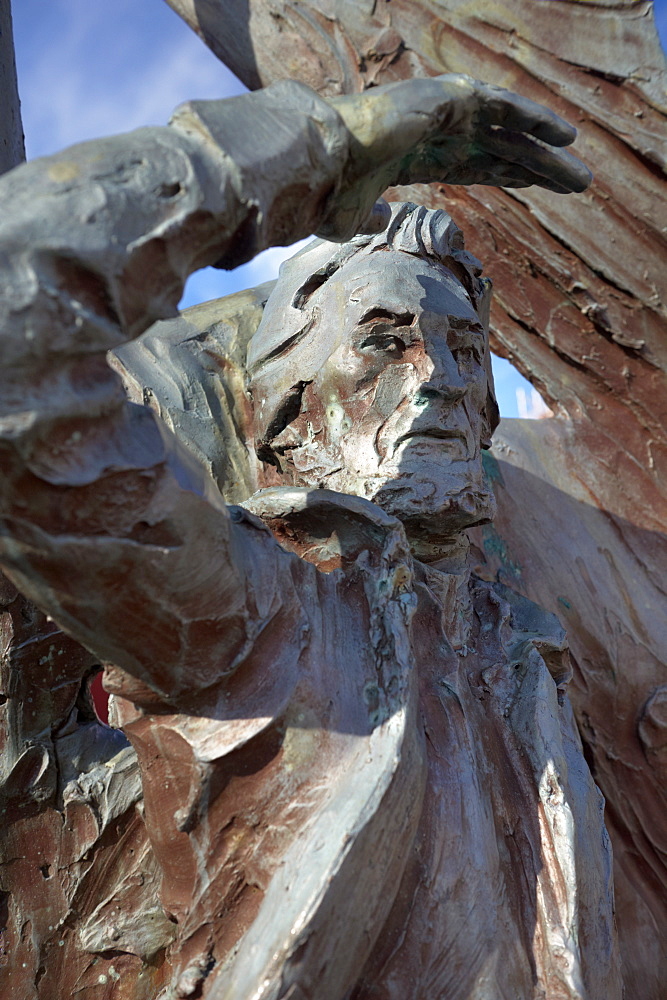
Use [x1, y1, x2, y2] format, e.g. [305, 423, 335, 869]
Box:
[320, 74, 591, 241]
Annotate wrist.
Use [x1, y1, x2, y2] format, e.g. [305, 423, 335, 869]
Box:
[171, 82, 352, 267]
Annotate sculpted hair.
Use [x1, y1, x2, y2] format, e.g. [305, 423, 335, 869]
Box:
[248, 203, 489, 370]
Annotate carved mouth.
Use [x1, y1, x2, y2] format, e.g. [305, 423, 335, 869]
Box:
[393, 428, 469, 460]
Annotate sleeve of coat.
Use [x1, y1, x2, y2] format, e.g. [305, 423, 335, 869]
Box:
[0, 81, 346, 704]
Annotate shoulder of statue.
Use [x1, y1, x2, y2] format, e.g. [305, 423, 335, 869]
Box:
[111, 284, 276, 503]
[476, 577, 572, 695]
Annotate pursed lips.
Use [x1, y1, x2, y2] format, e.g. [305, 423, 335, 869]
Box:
[391, 426, 470, 460]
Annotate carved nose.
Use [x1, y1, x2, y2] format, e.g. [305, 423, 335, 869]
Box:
[415, 383, 466, 405]
[414, 351, 466, 405]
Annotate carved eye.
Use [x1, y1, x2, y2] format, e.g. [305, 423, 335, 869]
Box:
[359, 330, 406, 358]
[452, 342, 483, 368]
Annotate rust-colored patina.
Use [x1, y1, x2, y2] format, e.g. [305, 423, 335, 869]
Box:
[162, 1, 667, 991]
[0, 2, 665, 996]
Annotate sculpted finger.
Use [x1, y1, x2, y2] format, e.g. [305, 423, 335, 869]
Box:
[482, 162, 573, 194]
[502, 177, 572, 194]
[477, 128, 592, 191]
[477, 85, 578, 147]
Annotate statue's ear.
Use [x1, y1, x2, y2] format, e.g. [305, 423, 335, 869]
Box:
[476, 277, 500, 448]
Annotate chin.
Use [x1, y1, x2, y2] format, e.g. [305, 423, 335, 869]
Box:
[369, 465, 497, 548]
[277, 449, 497, 552]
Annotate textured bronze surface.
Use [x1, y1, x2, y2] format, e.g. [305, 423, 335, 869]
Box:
[163, 1, 667, 991]
[0, 2, 664, 996]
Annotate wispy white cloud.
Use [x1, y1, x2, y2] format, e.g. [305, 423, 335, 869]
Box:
[181, 241, 312, 310]
[15, 0, 245, 158]
[13, 1, 315, 308]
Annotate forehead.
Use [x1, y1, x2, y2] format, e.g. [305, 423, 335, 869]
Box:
[249, 249, 484, 412]
[336, 252, 479, 326]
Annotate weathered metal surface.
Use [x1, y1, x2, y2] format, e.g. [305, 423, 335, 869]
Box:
[162, 1, 667, 992]
[0, 70, 618, 993]
[163, 0, 666, 445]
[1, 1, 665, 994]
[468, 415, 667, 1000]
[0, 574, 167, 1000]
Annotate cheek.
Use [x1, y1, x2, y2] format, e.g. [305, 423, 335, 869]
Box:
[370, 364, 417, 418]
[318, 355, 415, 430]
[462, 369, 488, 430]
[335, 367, 418, 440]
[315, 354, 359, 411]
[467, 369, 487, 403]
[304, 376, 359, 447]
[323, 398, 353, 439]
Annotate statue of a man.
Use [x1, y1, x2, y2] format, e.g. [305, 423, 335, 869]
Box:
[0, 76, 619, 999]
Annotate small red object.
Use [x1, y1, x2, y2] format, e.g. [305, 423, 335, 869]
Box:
[90, 671, 110, 725]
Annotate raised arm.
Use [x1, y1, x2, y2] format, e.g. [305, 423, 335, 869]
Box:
[0, 76, 589, 706]
[0, 81, 348, 705]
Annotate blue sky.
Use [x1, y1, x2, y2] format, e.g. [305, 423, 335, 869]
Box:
[11, 0, 666, 417]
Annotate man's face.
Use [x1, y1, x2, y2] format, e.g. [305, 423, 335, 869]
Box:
[254, 251, 496, 541]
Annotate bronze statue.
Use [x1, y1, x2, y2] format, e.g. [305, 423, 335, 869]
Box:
[0, 74, 620, 999]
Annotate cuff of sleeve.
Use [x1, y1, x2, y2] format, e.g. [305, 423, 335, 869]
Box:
[170, 81, 351, 269]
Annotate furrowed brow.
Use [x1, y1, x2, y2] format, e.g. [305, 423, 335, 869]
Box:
[359, 308, 415, 325]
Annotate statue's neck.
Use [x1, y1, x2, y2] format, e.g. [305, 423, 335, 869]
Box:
[412, 532, 474, 654]
[412, 531, 470, 574]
